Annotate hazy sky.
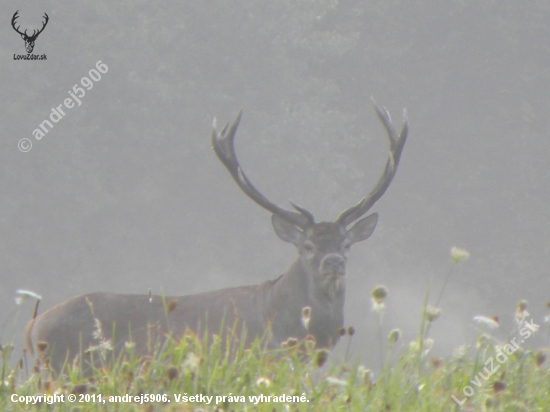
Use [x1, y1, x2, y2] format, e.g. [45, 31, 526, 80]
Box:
[2, 1, 550, 360]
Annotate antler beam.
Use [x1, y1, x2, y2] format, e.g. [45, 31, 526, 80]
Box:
[211, 111, 314, 229]
[336, 99, 408, 227]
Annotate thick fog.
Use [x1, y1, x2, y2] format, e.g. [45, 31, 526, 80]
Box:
[2, 2, 549, 362]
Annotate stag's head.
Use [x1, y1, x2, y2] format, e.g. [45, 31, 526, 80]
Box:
[11, 11, 49, 54]
[270, 214, 377, 300]
[212, 101, 407, 301]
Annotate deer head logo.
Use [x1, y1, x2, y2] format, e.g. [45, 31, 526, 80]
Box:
[11, 11, 49, 54]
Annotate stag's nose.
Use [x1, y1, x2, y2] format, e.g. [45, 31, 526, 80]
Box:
[321, 254, 345, 275]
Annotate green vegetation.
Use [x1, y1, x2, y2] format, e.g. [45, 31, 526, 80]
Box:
[2, 251, 549, 411]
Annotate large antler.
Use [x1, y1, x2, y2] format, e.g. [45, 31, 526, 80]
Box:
[212, 111, 314, 229]
[11, 11, 49, 40]
[11, 11, 25, 36]
[336, 99, 408, 227]
[32, 13, 49, 39]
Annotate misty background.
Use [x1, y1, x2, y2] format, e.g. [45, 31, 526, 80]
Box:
[2, 1, 550, 363]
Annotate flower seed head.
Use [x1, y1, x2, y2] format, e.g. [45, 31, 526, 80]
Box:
[424, 306, 442, 322]
[450, 247, 470, 263]
[37, 342, 48, 354]
[515, 300, 530, 324]
[535, 351, 547, 367]
[314, 349, 330, 368]
[430, 357, 443, 369]
[493, 380, 506, 394]
[167, 366, 178, 380]
[305, 334, 317, 351]
[286, 337, 299, 347]
[388, 328, 401, 345]
[357, 365, 373, 385]
[371, 285, 389, 304]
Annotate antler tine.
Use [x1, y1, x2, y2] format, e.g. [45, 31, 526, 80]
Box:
[336, 100, 408, 227]
[11, 11, 25, 36]
[212, 111, 314, 229]
[290, 201, 315, 224]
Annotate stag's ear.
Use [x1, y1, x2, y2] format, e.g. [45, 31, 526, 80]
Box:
[271, 214, 304, 245]
[346, 213, 378, 245]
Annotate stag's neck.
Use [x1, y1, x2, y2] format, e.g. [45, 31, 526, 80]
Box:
[259, 259, 345, 348]
[294, 258, 345, 306]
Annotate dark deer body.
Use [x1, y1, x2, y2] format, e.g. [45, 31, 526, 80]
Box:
[26, 102, 407, 373]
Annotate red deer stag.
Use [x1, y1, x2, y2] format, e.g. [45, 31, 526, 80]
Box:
[25, 102, 407, 373]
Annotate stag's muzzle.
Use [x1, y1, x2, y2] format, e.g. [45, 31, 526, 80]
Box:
[321, 254, 345, 277]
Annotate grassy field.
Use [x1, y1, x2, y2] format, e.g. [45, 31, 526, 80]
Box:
[2, 252, 549, 411]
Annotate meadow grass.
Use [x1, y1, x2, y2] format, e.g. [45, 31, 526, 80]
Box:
[2, 253, 550, 411]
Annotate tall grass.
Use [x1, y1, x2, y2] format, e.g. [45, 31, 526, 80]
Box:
[1, 250, 549, 411]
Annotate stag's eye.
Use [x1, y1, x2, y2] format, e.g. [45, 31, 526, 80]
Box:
[343, 243, 351, 253]
[303, 244, 315, 254]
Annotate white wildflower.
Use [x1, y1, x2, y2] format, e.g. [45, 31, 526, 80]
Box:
[14, 289, 41, 305]
[473, 315, 500, 329]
